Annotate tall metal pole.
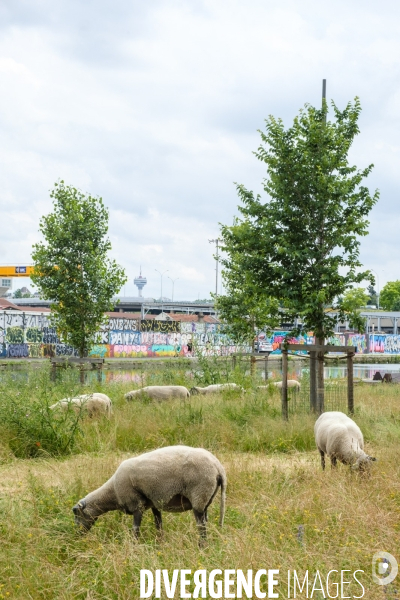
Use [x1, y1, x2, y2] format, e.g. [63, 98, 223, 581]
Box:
[322, 78, 327, 122]
[155, 269, 168, 315]
[209, 238, 221, 298]
[168, 276, 179, 302]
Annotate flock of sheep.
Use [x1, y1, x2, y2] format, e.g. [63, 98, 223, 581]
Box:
[50, 382, 376, 543]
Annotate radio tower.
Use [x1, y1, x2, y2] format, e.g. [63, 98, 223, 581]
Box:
[134, 267, 147, 297]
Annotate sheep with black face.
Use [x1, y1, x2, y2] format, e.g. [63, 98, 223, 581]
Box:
[72, 445, 226, 543]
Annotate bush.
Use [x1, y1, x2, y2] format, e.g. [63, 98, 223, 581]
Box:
[0, 369, 83, 458]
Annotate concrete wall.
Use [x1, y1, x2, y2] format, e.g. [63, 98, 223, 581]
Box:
[0, 311, 248, 359]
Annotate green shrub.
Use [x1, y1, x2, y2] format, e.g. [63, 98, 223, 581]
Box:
[0, 369, 83, 458]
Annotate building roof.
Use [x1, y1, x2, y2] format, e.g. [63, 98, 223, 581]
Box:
[0, 298, 22, 310]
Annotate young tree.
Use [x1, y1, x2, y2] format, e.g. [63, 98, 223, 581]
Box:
[340, 287, 369, 312]
[220, 98, 378, 411]
[380, 280, 400, 311]
[220, 98, 378, 342]
[31, 182, 127, 357]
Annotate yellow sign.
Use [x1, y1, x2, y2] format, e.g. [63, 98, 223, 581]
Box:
[0, 266, 34, 277]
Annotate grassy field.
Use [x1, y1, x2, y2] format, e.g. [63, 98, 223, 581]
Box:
[0, 365, 399, 599]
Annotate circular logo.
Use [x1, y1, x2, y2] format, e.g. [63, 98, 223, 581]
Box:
[372, 552, 398, 586]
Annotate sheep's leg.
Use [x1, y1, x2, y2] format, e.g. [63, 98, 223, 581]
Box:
[132, 510, 143, 538]
[319, 449, 325, 471]
[330, 456, 337, 469]
[152, 508, 163, 532]
[193, 509, 207, 545]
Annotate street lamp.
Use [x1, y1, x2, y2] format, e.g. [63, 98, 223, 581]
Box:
[208, 238, 222, 298]
[168, 276, 179, 302]
[155, 269, 168, 315]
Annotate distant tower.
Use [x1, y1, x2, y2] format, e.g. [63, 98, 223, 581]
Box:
[134, 267, 147, 297]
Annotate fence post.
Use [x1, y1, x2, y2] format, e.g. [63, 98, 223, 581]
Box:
[316, 339, 325, 415]
[281, 349, 288, 420]
[264, 353, 269, 382]
[310, 351, 317, 412]
[347, 351, 354, 415]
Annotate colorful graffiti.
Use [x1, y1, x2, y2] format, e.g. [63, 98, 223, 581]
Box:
[2, 309, 397, 359]
[0, 311, 246, 359]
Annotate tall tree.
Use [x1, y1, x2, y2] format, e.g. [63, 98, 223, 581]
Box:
[380, 280, 400, 311]
[220, 98, 378, 342]
[31, 182, 127, 357]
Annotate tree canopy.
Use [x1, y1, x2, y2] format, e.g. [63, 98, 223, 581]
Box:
[380, 280, 400, 311]
[31, 182, 127, 357]
[215, 250, 279, 348]
[340, 287, 369, 312]
[220, 98, 378, 340]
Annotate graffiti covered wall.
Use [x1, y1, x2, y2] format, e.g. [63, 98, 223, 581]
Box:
[2, 310, 392, 358]
[0, 312, 248, 359]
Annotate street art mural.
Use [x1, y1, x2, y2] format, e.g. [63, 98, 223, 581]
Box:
[0, 311, 246, 359]
[369, 334, 400, 354]
[0, 310, 393, 359]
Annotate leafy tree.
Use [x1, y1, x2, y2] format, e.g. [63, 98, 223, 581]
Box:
[340, 287, 369, 312]
[31, 182, 127, 357]
[220, 98, 378, 343]
[215, 254, 280, 352]
[13, 289, 23, 298]
[380, 280, 400, 311]
[367, 284, 378, 307]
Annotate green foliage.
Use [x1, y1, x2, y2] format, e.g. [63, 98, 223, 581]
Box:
[31, 181, 127, 357]
[367, 284, 378, 307]
[0, 370, 83, 458]
[380, 280, 400, 311]
[215, 251, 280, 347]
[340, 287, 369, 311]
[220, 98, 379, 339]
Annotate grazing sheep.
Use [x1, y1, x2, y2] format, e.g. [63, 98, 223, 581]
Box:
[124, 385, 190, 401]
[50, 393, 112, 417]
[72, 445, 227, 543]
[258, 380, 300, 390]
[314, 411, 376, 471]
[190, 383, 243, 395]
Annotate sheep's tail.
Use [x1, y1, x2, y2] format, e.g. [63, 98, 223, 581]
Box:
[219, 470, 227, 527]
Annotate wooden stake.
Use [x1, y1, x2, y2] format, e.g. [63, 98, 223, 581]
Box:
[282, 350, 288, 420]
[310, 351, 317, 412]
[347, 352, 354, 414]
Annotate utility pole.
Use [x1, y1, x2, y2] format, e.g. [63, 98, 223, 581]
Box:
[155, 269, 168, 316]
[322, 78, 327, 122]
[168, 276, 179, 302]
[208, 238, 221, 298]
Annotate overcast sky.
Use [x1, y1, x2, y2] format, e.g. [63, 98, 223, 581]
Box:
[1, 0, 399, 300]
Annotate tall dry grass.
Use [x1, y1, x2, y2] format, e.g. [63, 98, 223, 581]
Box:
[0, 366, 399, 598]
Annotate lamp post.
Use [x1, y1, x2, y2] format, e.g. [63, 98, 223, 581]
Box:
[168, 276, 179, 302]
[208, 238, 222, 298]
[155, 269, 168, 315]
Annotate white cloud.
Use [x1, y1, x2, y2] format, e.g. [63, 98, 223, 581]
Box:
[0, 0, 399, 298]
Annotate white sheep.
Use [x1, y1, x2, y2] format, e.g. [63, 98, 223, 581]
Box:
[50, 393, 112, 418]
[258, 380, 301, 390]
[72, 445, 227, 543]
[190, 383, 243, 395]
[124, 385, 190, 401]
[314, 411, 376, 470]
